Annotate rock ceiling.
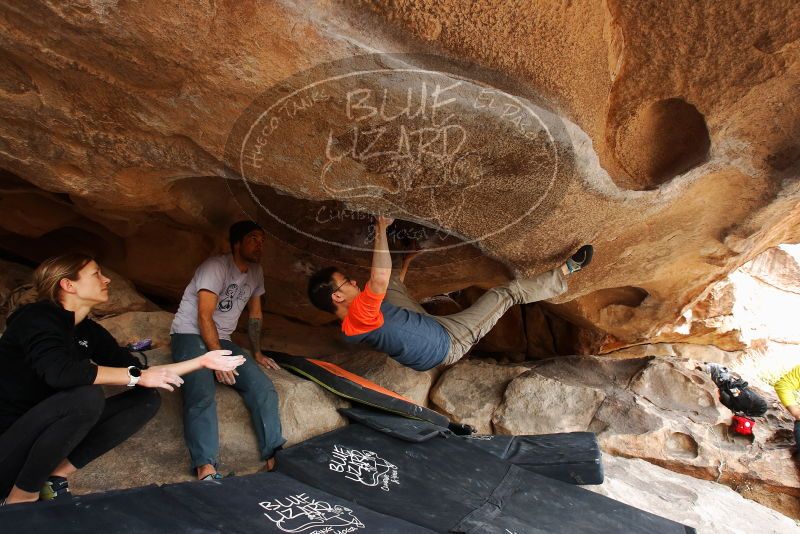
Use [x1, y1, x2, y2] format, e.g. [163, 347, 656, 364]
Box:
[0, 0, 798, 342]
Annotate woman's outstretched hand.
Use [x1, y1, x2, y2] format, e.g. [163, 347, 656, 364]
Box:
[201, 350, 246, 372]
[118, 350, 246, 391]
[139, 367, 184, 391]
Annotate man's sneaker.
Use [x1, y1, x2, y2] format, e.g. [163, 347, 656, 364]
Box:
[565, 245, 594, 274]
[40, 476, 71, 500]
[201, 471, 234, 481]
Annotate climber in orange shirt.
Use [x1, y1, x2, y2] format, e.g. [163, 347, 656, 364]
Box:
[308, 216, 592, 371]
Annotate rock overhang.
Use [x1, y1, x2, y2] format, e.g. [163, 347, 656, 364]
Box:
[0, 1, 798, 342]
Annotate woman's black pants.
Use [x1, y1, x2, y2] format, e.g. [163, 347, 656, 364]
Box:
[0, 385, 160, 496]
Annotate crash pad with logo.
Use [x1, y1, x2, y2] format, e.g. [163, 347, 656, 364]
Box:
[340, 405, 604, 485]
[275, 423, 694, 533]
[0, 471, 434, 534]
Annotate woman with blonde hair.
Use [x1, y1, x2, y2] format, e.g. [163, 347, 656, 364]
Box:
[0, 253, 245, 505]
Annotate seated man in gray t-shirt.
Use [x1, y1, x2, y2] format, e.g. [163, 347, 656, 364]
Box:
[170, 220, 285, 480]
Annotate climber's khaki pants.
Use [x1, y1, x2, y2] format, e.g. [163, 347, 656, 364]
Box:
[386, 268, 567, 367]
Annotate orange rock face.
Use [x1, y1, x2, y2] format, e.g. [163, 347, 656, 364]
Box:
[0, 1, 798, 342]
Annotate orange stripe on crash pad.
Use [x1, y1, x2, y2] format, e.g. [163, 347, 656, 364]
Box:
[307, 358, 413, 403]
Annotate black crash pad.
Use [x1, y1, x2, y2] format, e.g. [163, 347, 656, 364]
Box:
[0, 484, 195, 533]
[340, 406, 451, 442]
[340, 406, 603, 485]
[275, 424, 694, 533]
[269, 351, 451, 427]
[461, 432, 604, 485]
[0, 472, 434, 533]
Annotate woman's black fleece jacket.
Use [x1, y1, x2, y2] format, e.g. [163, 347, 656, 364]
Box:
[0, 300, 144, 432]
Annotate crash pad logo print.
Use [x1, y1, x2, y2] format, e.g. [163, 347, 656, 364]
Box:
[259, 492, 365, 533]
[463, 434, 493, 441]
[329, 444, 400, 492]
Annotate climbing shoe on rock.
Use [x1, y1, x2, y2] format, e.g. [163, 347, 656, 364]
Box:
[565, 245, 593, 274]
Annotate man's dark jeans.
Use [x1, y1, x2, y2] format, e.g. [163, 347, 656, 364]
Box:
[171, 334, 285, 469]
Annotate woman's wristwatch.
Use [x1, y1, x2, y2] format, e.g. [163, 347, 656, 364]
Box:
[126, 366, 142, 387]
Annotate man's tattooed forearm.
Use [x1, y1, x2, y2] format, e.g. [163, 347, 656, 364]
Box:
[248, 317, 262, 353]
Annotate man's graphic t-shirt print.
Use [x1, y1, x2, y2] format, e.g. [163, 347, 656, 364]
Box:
[218, 283, 238, 312]
[217, 283, 251, 312]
